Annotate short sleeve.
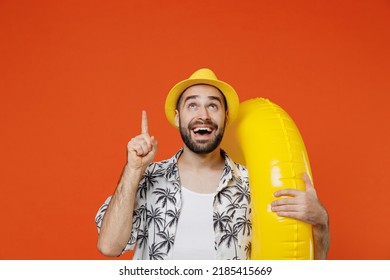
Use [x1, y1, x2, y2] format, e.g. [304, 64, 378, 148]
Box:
[95, 177, 148, 254]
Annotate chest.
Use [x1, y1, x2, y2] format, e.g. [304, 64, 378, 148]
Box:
[179, 168, 222, 193]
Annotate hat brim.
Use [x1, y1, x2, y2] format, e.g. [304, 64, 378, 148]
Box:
[165, 78, 239, 127]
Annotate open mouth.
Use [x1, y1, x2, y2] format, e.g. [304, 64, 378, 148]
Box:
[193, 127, 213, 136]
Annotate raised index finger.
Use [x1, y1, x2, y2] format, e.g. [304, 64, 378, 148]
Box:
[141, 110, 149, 135]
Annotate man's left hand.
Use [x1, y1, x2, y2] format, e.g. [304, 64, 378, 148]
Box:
[271, 173, 328, 226]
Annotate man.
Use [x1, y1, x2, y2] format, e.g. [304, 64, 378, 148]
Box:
[95, 68, 330, 260]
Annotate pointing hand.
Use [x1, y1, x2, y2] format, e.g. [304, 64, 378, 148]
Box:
[126, 111, 158, 172]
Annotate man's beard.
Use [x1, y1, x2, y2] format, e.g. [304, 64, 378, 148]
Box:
[179, 119, 225, 154]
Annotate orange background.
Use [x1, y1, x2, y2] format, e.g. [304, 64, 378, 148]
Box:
[1, 0, 389, 260]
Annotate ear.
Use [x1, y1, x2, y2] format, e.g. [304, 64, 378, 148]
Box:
[225, 110, 230, 126]
[174, 109, 180, 127]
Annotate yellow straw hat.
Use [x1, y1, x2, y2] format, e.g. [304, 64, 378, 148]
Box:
[165, 68, 239, 127]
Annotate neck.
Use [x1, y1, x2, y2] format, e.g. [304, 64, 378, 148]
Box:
[178, 146, 225, 170]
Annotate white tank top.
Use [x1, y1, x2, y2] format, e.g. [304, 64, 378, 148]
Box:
[172, 186, 216, 260]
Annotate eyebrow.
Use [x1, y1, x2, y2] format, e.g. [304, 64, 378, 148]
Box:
[183, 95, 223, 104]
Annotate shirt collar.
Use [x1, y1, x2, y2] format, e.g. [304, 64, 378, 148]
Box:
[163, 148, 183, 183]
[217, 149, 240, 192]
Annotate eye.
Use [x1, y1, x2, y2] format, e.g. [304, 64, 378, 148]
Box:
[188, 103, 197, 109]
[209, 103, 218, 110]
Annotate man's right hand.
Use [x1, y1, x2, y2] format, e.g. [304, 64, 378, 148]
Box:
[126, 111, 158, 172]
[97, 110, 157, 257]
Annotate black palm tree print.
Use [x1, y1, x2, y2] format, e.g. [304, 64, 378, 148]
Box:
[149, 243, 166, 260]
[165, 208, 180, 230]
[213, 211, 232, 232]
[218, 224, 239, 259]
[156, 231, 175, 253]
[146, 205, 164, 243]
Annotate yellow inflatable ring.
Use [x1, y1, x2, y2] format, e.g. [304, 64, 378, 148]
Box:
[222, 98, 314, 260]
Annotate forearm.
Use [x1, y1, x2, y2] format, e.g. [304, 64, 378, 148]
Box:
[97, 165, 143, 257]
[313, 210, 330, 260]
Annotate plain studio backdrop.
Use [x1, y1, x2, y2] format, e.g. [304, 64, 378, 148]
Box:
[0, 0, 389, 259]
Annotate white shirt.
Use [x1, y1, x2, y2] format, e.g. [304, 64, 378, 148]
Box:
[172, 186, 216, 259]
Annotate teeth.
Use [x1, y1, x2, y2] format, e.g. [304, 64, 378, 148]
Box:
[194, 127, 212, 132]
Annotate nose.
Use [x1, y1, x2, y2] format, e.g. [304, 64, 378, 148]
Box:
[197, 105, 211, 120]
